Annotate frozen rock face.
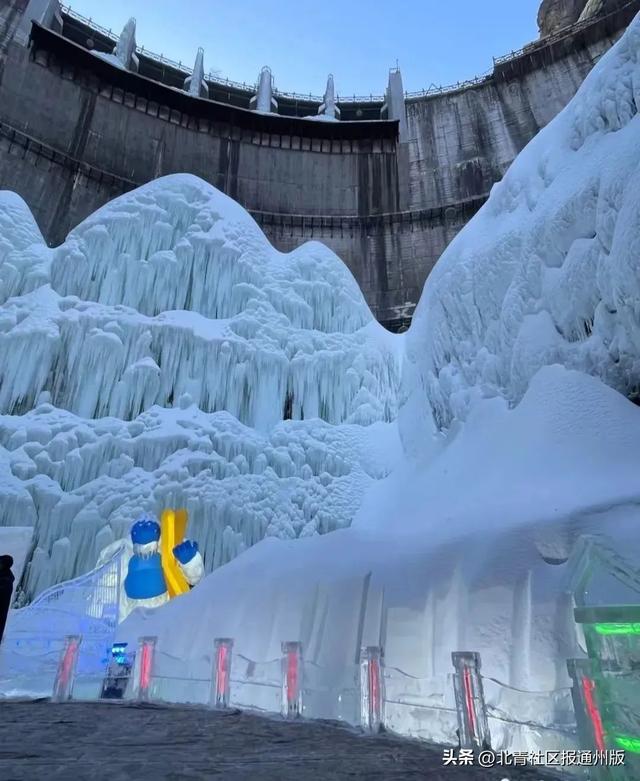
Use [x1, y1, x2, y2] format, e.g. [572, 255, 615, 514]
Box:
[0, 175, 401, 597]
[402, 13, 640, 444]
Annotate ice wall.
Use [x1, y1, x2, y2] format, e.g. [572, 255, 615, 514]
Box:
[402, 15, 640, 441]
[0, 175, 401, 597]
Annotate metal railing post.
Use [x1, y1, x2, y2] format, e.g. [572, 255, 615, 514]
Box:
[451, 651, 491, 749]
[133, 635, 157, 702]
[281, 641, 303, 718]
[359, 645, 384, 732]
[210, 638, 234, 709]
[52, 634, 82, 702]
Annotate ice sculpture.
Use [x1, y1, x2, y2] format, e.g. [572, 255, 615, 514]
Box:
[0, 174, 401, 597]
[121, 515, 203, 619]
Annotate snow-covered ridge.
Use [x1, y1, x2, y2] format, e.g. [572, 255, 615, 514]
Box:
[0, 176, 401, 595]
[403, 14, 640, 436]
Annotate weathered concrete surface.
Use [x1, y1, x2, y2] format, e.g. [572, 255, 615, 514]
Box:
[0, 700, 567, 781]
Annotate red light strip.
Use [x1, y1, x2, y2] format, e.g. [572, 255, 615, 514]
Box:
[216, 644, 228, 701]
[139, 642, 152, 692]
[582, 676, 606, 752]
[369, 657, 380, 722]
[463, 667, 477, 740]
[59, 639, 78, 690]
[286, 650, 298, 708]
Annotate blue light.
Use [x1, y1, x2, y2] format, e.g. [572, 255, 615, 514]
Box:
[111, 642, 129, 665]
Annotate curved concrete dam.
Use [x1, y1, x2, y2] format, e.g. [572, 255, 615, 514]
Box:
[0, 0, 639, 329]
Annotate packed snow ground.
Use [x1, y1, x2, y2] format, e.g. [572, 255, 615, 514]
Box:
[2, 8, 640, 745]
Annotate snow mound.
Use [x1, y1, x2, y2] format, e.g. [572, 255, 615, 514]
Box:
[403, 15, 640, 438]
[0, 176, 401, 596]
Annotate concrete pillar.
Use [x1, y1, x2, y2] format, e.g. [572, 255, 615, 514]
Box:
[13, 0, 62, 46]
[318, 74, 340, 119]
[52, 634, 81, 702]
[381, 67, 408, 142]
[184, 47, 208, 99]
[250, 66, 278, 114]
[113, 18, 139, 72]
[210, 637, 233, 708]
[451, 651, 491, 749]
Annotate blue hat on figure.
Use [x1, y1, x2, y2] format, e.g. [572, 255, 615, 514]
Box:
[131, 516, 161, 545]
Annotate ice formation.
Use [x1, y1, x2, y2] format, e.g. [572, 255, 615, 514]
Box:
[116, 9, 640, 738]
[402, 16, 640, 438]
[2, 8, 640, 744]
[0, 175, 400, 597]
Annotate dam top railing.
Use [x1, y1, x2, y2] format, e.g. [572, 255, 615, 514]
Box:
[60, 0, 637, 106]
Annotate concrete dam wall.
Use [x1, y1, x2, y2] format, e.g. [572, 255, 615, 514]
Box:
[0, 0, 638, 328]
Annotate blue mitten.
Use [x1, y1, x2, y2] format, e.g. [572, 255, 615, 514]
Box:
[173, 539, 199, 565]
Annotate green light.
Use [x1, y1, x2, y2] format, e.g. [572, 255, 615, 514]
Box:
[593, 623, 640, 635]
[615, 736, 640, 754]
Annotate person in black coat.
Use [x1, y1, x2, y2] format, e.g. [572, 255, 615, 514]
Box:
[0, 555, 15, 645]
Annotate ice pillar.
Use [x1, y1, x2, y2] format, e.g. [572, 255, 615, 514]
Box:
[210, 637, 234, 708]
[250, 66, 278, 114]
[381, 67, 408, 142]
[133, 635, 157, 702]
[184, 47, 209, 99]
[281, 641, 303, 718]
[14, 0, 62, 46]
[52, 634, 81, 702]
[113, 18, 139, 72]
[451, 651, 491, 749]
[318, 73, 340, 119]
[359, 646, 384, 732]
[567, 658, 607, 752]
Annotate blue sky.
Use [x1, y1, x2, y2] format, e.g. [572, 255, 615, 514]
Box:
[68, 0, 542, 96]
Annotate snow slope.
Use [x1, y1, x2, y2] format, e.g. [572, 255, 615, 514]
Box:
[0, 175, 401, 597]
[402, 16, 640, 440]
